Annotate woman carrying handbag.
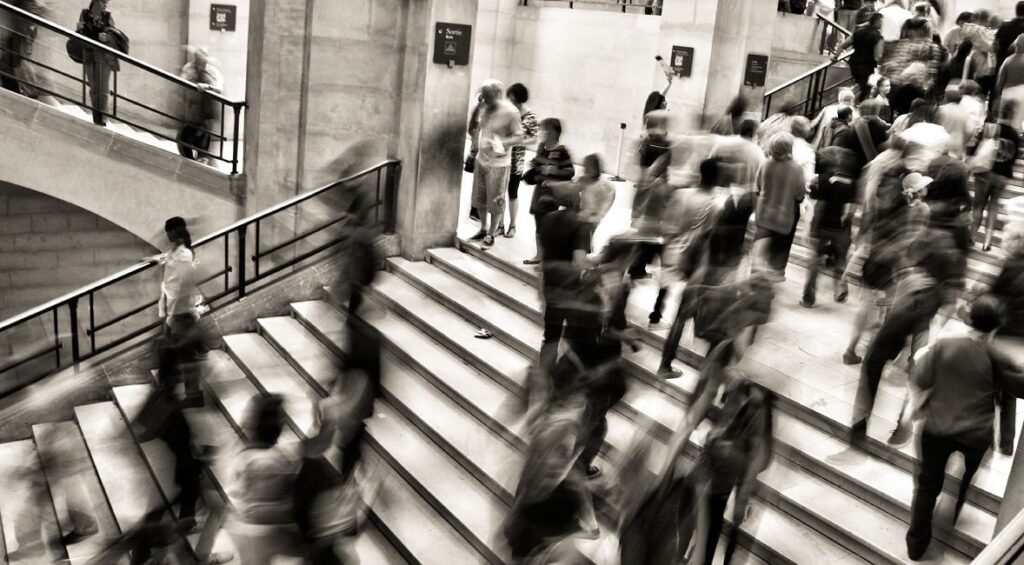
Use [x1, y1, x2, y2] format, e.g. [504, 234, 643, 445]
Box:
[74, 0, 127, 126]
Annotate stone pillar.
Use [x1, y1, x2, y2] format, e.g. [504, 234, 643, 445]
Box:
[652, 0, 720, 131]
[702, 0, 778, 124]
[394, 0, 479, 258]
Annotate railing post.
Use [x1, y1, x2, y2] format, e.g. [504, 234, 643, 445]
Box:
[231, 104, 241, 175]
[386, 163, 400, 234]
[52, 309, 60, 368]
[219, 102, 226, 161]
[253, 219, 260, 279]
[112, 69, 117, 118]
[237, 225, 247, 298]
[68, 297, 80, 366]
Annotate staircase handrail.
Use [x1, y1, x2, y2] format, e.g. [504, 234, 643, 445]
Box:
[763, 49, 851, 101]
[972, 506, 1024, 564]
[0, 160, 402, 382]
[0, 0, 243, 107]
[815, 12, 852, 38]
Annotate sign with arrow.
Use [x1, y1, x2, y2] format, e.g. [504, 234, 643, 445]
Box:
[433, 22, 472, 66]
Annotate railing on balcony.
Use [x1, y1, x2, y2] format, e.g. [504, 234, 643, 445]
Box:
[0, 160, 401, 388]
[0, 0, 246, 174]
[520, 0, 662, 15]
[763, 13, 854, 119]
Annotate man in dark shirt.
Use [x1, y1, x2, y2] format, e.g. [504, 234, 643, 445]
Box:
[538, 206, 590, 379]
[996, 2, 1024, 72]
[906, 297, 1024, 561]
[838, 12, 885, 101]
[849, 99, 888, 168]
[802, 145, 858, 307]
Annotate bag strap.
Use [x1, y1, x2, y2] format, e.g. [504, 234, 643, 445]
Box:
[853, 120, 878, 162]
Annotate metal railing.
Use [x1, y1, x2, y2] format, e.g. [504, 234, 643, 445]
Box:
[0, 1, 246, 173]
[0, 160, 400, 385]
[520, 0, 662, 14]
[763, 13, 854, 119]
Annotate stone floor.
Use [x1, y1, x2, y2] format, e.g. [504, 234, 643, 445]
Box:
[455, 169, 1024, 492]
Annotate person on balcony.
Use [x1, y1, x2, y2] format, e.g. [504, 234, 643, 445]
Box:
[178, 47, 223, 165]
[76, 0, 125, 126]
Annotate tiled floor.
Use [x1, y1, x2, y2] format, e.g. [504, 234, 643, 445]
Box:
[455, 170, 1024, 490]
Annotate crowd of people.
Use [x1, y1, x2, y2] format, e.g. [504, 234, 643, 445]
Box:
[463, 1, 1024, 560]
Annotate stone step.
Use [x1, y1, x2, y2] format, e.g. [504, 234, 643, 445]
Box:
[215, 339, 487, 564]
[371, 264, 984, 562]
[73, 401, 191, 563]
[289, 299, 764, 565]
[255, 316, 340, 395]
[31, 421, 123, 564]
[0, 439, 67, 563]
[437, 242, 1012, 515]
[110, 384, 241, 564]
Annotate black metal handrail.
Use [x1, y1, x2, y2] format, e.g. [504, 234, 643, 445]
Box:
[520, 0, 661, 14]
[0, 1, 246, 173]
[762, 13, 856, 119]
[0, 160, 401, 382]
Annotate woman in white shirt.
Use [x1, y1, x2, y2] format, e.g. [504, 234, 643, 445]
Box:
[156, 216, 204, 407]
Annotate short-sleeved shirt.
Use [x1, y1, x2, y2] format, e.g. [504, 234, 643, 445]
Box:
[850, 27, 883, 67]
[476, 100, 523, 168]
[812, 147, 858, 231]
[512, 109, 538, 177]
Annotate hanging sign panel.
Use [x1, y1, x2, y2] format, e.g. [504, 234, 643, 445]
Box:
[744, 54, 769, 88]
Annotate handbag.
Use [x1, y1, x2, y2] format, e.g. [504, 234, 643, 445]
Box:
[66, 37, 85, 63]
[969, 136, 998, 173]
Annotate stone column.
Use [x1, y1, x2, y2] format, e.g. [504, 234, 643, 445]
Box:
[394, 0, 479, 259]
[652, 0, 721, 131]
[702, 0, 778, 124]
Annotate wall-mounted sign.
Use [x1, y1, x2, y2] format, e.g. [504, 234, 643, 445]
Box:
[670, 45, 694, 78]
[433, 22, 472, 66]
[210, 4, 236, 32]
[744, 53, 769, 88]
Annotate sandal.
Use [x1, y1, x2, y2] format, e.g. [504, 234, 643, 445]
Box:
[474, 328, 493, 339]
[483, 235, 495, 248]
[468, 230, 486, 241]
[504, 226, 516, 238]
[495, 225, 505, 237]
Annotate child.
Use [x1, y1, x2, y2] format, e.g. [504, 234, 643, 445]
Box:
[545, 154, 616, 251]
[524, 118, 575, 264]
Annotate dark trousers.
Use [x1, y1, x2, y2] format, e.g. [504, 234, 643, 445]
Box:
[854, 290, 940, 427]
[629, 242, 663, 279]
[540, 305, 570, 378]
[659, 283, 701, 371]
[84, 59, 110, 125]
[578, 364, 626, 469]
[703, 491, 731, 565]
[850, 64, 875, 101]
[802, 224, 851, 305]
[176, 123, 211, 160]
[162, 315, 202, 399]
[907, 431, 987, 556]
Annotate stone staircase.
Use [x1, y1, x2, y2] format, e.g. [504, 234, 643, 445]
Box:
[1, 232, 1015, 563]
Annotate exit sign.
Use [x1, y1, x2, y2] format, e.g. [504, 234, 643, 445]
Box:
[210, 4, 236, 31]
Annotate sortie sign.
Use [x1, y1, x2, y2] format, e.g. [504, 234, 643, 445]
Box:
[433, 22, 472, 66]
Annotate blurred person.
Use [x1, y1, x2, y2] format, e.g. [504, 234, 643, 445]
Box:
[503, 398, 598, 564]
[754, 133, 806, 278]
[943, 11, 974, 55]
[178, 47, 223, 164]
[836, 12, 885, 100]
[900, 102, 950, 173]
[0, 0, 54, 103]
[879, 0, 913, 41]
[710, 95, 749, 136]
[648, 158, 723, 331]
[936, 88, 971, 158]
[227, 394, 336, 565]
[881, 18, 944, 115]
[960, 80, 987, 143]
[152, 216, 205, 408]
[810, 88, 859, 149]
[642, 90, 667, 118]
[888, 97, 932, 138]
[536, 205, 590, 383]
[638, 109, 672, 171]
[995, 2, 1024, 73]
[756, 103, 800, 154]
[938, 39, 975, 93]
[923, 153, 972, 255]
[498, 82, 539, 239]
[972, 104, 1021, 252]
[996, 36, 1024, 130]
[544, 153, 615, 250]
[802, 144, 859, 307]
[709, 118, 765, 191]
[850, 99, 888, 168]
[869, 76, 893, 122]
[965, 10, 998, 96]
[467, 79, 525, 249]
[904, 297, 1024, 560]
[852, 221, 970, 447]
[841, 137, 911, 364]
[523, 118, 575, 264]
[986, 221, 1024, 338]
[76, 0, 125, 126]
[790, 117, 817, 186]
